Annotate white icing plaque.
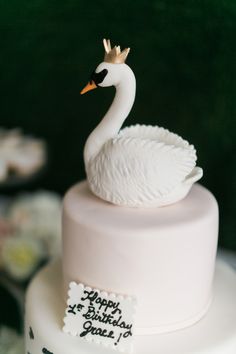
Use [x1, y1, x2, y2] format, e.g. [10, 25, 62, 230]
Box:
[63, 282, 136, 353]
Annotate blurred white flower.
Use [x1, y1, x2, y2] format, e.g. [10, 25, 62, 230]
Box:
[0, 326, 24, 354]
[0, 128, 46, 181]
[8, 191, 62, 257]
[1, 235, 43, 280]
[0, 218, 14, 269]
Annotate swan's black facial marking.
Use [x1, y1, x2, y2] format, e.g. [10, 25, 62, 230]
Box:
[90, 69, 108, 86]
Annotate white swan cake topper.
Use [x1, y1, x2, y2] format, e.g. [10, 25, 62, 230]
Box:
[81, 39, 203, 208]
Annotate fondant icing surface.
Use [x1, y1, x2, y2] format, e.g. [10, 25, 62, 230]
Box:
[25, 259, 236, 354]
[62, 181, 218, 333]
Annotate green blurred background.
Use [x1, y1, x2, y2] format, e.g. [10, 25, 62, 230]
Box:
[0, 0, 235, 250]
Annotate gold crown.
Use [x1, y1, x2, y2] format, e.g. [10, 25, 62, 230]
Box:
[103, 39, 130, 64]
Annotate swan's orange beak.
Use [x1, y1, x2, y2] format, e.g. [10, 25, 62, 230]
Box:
[80, 80, 97, 95]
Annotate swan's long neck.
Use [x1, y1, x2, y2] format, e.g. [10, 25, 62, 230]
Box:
[84, 66, 136, 165]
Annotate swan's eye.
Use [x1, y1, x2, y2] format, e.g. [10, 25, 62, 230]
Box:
[90, 69, 108, 86]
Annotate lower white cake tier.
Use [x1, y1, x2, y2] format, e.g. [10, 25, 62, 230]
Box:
[62, 181, 218, 334]
[25, 259, 236, 354]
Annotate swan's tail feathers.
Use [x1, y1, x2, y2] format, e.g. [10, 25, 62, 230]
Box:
[184, 167, 203, 185]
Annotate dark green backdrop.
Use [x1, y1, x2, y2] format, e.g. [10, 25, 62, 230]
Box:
[0, 0, 236, 250]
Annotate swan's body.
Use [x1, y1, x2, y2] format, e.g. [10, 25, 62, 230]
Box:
[82, 41, 203, 207]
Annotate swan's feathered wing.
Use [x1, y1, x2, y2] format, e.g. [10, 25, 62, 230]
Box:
[86, 125, 197, 206]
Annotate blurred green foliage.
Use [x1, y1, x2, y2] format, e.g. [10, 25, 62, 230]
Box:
[0, 0, 236, 249]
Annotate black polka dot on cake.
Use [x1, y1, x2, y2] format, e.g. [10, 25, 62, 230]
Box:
[42, 348, 53, 354]
[29, 326, 34, 339]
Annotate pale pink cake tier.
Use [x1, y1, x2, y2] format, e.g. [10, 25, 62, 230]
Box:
[25, 259, 236, 354]
[62, 181, 218, 334]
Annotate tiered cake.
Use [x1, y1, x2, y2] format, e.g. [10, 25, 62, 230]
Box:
[25, 40, 236, 354]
